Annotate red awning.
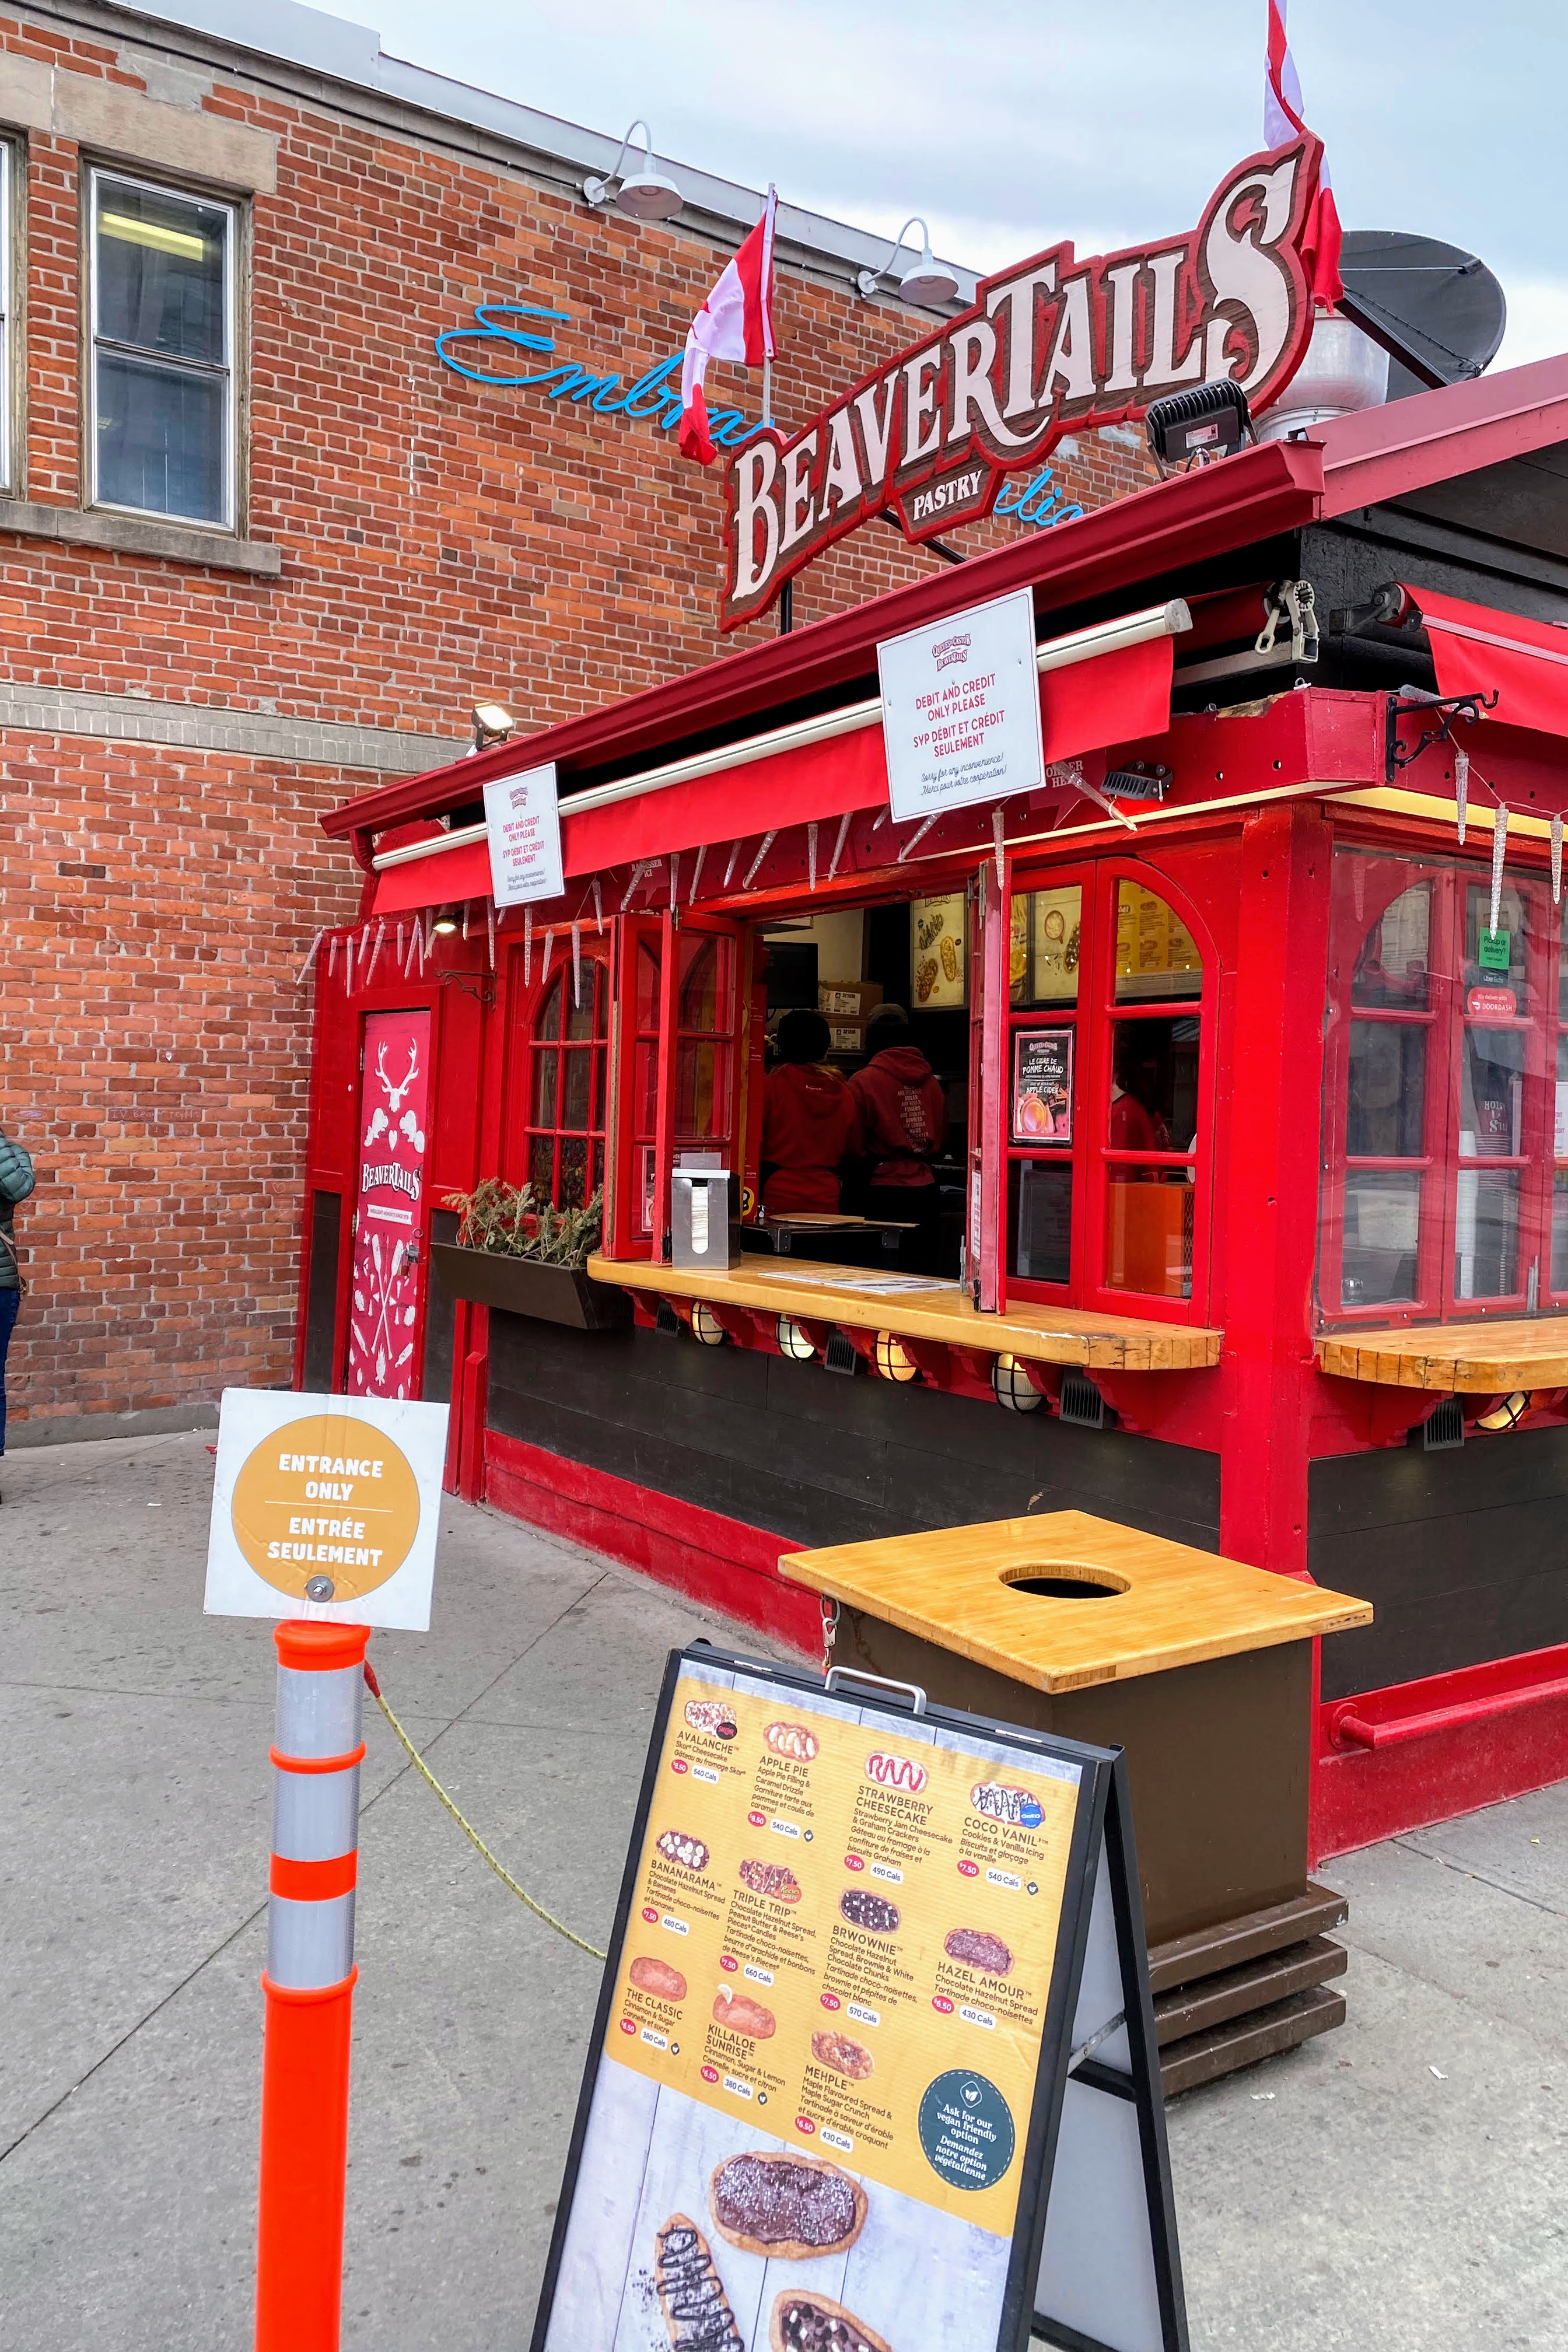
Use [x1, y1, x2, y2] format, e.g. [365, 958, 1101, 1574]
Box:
[371, 629, 1176, 917]
[1404, 583, 1568, 739]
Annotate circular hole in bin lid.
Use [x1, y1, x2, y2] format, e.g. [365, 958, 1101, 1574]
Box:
[1000, 1564, 1130, 1601]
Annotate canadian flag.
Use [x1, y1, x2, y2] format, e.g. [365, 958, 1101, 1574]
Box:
[1265, 0, 1343, 312]
[678, 187, 778, 466]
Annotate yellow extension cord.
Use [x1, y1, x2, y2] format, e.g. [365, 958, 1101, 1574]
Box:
[363, 1662, 607, 1962]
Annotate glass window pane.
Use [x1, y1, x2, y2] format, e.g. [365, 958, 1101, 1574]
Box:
[531, 1047, 558, 1130]
[1009, 1160, 1072, 1284]
[1455, 1168, 1520, 1300]
[564, 967, 597, 1040]
[1114, 883, 1202, 1003]
[1110, 1017, 1199, 1152]
[1350, 875, 1432, 1009]
[536, 972, 563, 1041]
[634, 1041, 657, 1139]
[678, 933, 730, 1031]
[529, 1133, 554, 1196]
[636, 940, 660, 1030]
[559, 1137, 589, 1208]
[1460, 1021, 1525, 1157]
[1553, 1172, 1568, 1292]
[676, 1038, 727, 1140]
[95, 352, 225, 522]
[96, 181, 228, 363]
[1340, 1170, 1422, 1307]
[1105, 1172, 1193, 1298]
[1462, 880, 1533, 1002]
[1347, 1022, 1426, 1158]
[1012, 886, 1081, 1006]
[561, 1046, 592, 1131]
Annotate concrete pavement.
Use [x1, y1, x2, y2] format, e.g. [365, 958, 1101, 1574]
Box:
[1, 1428, 1565, 2348]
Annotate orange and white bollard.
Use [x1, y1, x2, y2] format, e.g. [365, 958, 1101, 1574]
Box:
[256, 1620, 369, 2352]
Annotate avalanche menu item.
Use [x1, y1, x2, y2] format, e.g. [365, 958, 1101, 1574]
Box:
[531, 1647, 1190, 2352]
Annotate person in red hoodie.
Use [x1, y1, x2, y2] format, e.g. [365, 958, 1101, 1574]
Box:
[848, 1004, 948, 1272]
[761, 1008, 862, 1215]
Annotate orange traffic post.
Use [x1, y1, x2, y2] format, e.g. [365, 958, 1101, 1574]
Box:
[256, 1619, 369, 2352]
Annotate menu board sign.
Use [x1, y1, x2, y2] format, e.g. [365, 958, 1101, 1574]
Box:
[1012, 1030, 1073, 1145]
[531, 1651, 1188, 2352]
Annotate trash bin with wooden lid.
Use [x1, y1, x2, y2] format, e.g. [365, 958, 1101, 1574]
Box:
[782, 1510, 1374, 2096]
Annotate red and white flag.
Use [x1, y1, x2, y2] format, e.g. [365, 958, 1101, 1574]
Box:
[1265, 0, 1343, 312]
[678, 186, 778, 466]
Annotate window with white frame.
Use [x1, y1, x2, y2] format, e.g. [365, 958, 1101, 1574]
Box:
[0, 142, 13, 491]
[90, 170, 236, 527]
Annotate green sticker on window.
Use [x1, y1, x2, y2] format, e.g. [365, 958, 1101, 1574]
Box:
[1479, 929, 1511, 971]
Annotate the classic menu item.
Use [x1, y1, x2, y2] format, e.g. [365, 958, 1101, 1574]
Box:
[771, 2291, 892, 2352]
[840, 1888, 901, 1934]
[710, 2153, 867, 2259]
[657, 1829, 710, 1871]
[712, 1989, 776, 2039]
[631, 1955, 688, 2000]
[654, 2213, 744, 2351]
[944, 1929, 1013, 1978]
[739, 1858, 803, 1901]
[765, 1720, 821, 1762]
[811, 2029, 874, 2080]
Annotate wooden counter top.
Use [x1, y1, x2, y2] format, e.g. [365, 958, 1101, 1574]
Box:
[1317, 1317, 1568, 1392]
[587, 1254, 1222, 1374]
[780, 1510, 1372, 1692]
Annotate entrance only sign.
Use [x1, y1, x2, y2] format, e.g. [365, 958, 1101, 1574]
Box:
[484, 761, 565, 907]
[877, 586, 1045, 825]
[531, 1646, 1188, 2352]
[204, 1387, 449, 1630]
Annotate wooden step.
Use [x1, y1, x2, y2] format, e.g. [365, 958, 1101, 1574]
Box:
[1160, 1986, 1346, 2099]
[1147, 1882, 1349, 1995]
[1153, 1936, 1346, 2047]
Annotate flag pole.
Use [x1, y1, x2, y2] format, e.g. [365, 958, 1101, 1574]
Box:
[762, 354, 772, 426]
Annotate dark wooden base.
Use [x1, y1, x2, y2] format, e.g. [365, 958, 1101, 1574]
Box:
[1149, 1884, 1350, 2098]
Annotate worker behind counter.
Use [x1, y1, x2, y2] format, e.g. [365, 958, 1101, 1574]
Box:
[849, 1003, 947, 1272]
[760, 1008, 862, 1214]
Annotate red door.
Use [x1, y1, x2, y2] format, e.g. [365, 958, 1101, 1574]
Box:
[348, 1007, 433, 1397]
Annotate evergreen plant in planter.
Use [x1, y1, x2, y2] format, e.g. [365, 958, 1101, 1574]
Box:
[431, 1180, 630, 1331]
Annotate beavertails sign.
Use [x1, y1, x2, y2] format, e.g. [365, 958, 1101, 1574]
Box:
[720, 138, 1325, 629]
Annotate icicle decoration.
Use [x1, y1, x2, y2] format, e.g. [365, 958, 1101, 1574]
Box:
[1553, 813, 1563, 908]
[723, 839, 743, 888]
[369, 920, 388, 981]
[572, 920, 583, 1005]
[403, 922, 419, 978]
[1352, 859, 1366, 926]
[487, 900, 496, 970]
[524, 906, 534, 984]
[395, 921, 405, 967]
[669, 853, 679, 911]
[327, 934, 340, 980]
[743, 831, 778, 888]
[296, 927, 327, 988]
[828, 811, 853, 883]
[807, 821, 818, 892]
[1455, 748, 1469, 846]
[992, 806, 1006, 892]
[621, 859, 653, 912]
[1490, 801, 1508, 936]
[462, 902, 471, 942]
[593, 877, 604, 935]
[896, 814, 937, 864]
[542, 926, 555, 979]
[870, 808, 888, 833]
[688, 844, 706, 904]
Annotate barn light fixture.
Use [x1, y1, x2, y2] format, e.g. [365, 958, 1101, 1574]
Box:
[431, 907, 460, 935]
[583, 122, 684, 222]
[856, 218, 960, 308]
[1475, 1390, 1530, 1432]
[471, 701, 515, 752]
[776, 1315, 817, 1362]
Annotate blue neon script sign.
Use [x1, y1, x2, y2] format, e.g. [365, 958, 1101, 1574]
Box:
[434, 301, 1083, 529]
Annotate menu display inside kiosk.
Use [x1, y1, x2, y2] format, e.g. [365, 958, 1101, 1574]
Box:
[537, 1660, 1084, 2352]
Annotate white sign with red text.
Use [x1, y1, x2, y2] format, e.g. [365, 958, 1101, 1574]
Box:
[877, 586, 1045, 823]
[484, 762, 564, 907]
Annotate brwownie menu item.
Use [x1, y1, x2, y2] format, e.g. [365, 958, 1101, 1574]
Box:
[534, 1656, 1091, 2352]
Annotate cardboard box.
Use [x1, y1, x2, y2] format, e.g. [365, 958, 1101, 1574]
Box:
[827, 1020, 868, 1055]
[818, 981, 883, 1017]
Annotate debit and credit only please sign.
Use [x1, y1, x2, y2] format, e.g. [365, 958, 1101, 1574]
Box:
[877, 586, 1045, 824]
[484, 761, 565, 907]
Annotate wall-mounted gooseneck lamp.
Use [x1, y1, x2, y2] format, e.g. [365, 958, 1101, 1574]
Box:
[856, 217, 960, 308]
[583, 121, 684, 222]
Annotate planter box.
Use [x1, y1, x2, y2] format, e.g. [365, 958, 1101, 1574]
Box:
[429, 1241, 631, 1331]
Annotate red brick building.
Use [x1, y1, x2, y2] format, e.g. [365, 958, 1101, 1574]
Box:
[0, 0, 1148, 1443]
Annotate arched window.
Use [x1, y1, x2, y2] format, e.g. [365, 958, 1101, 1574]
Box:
[523, 955, 609, 1208]
[1101, 878, 1206, 1301]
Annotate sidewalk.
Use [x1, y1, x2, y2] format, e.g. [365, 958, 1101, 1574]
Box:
[1, 1429, 1564, 2348]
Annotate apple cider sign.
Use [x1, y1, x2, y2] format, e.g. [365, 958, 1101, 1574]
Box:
[720, 137, 1323, 629]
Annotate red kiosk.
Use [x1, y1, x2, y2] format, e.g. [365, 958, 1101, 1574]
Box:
[296, 158, 1568, 2076]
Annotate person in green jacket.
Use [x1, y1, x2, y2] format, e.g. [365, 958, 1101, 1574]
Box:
[0, 1122, 34, 1491]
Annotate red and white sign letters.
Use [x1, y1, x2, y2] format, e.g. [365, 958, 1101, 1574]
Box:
[720, 138, 1324, 629]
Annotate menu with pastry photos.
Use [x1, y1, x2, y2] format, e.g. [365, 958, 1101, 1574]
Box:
[533, 1653, 1091, 2352]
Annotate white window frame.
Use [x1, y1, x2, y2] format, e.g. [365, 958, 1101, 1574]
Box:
[0, 142, 13, 493]
[88, 166, 237, 530]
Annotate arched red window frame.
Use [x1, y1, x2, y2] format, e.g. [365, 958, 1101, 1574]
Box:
[499, 933, 613, 1213]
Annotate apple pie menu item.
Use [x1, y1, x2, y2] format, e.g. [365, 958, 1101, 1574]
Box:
[738, 1857, 802, 1902]
[656, 1829, 710, 1872]
[710, 1987, 775, 2039]
[942, 1927, 1013, 1977]
[839, 1888, 900, 1934]
[810, 2029, 874, 2080]
[764, 1720, 820, 1762]
[654, 2213, 744, 2352]
[770, 2291, 892, 2352]
[709, 2152, 867, 2259]
[629, 1955, 687, 2001]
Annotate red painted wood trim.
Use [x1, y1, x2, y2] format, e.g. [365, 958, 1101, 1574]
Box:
[1314, 1642, 1568, 1858]
[482, 1430, 821, 1657]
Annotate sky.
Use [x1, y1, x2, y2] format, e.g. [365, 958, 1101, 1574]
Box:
[363, 0, 1564, 370]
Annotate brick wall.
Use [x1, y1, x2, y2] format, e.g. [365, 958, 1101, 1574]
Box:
[0, 9, 1152, 1435]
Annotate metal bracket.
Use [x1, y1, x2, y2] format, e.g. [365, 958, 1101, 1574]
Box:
[440, 971, 496, 1005]
[1173, 577, 1318, 688]
[1385, 688, 1499, 783]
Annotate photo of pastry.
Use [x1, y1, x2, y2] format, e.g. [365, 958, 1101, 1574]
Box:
[915, 957, 938, 1003]
[738, 1858, 803, 1903]
[942, 1929, 1013, 1978]
[939, 935, 958, 983]
[839, 1888, 900, 1934]
[656, 1829, 710, 1872]
[771, 2290, 892, 2352]
[764, 1721, 820, 1763]
[654, 2212, 744, 2351]
[711, 1987, 776, 2039]
[630, 1956, 688, 2001]
[810, 2029, 874, 2081]
[915, 908, 944, 950]
[709, 2151, 867, 2260]
[685, 1699, 739, 1741]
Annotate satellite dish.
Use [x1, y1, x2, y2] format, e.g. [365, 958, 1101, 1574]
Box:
[1336, 230, 1507, 399]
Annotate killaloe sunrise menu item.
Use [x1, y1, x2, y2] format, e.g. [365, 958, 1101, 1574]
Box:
[533, 1652, 1093, 2352]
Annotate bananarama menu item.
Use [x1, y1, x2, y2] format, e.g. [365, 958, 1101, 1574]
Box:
[531, 1648, 1189, 2352]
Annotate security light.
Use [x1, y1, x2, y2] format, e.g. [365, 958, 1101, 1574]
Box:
[431, 907, 460, 935]
[1144, 379, 1255, 476]
[472, 701, 516, 752]
[583, 122, 684, 222]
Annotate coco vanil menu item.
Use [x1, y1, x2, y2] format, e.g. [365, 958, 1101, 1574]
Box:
[532, 1653, 1092, 2352]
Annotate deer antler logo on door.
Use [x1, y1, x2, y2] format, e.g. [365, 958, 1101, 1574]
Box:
[363, 1039, 425, 1150]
